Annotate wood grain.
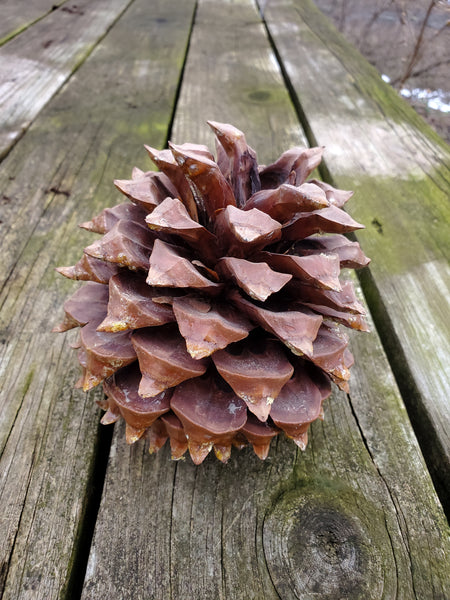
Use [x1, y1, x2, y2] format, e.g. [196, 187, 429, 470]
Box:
[0, 0, 68, 46]
[0, 0, 196, 597]
[81, 1, 450, 599]
[261, 0, 450, 511]
[170, 0, 307, 160]
[0, 0, 134, 160]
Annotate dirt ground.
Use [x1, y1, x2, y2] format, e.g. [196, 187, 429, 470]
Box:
[312, 0, 450, 143]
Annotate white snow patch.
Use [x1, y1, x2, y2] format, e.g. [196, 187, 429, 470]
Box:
[401, 87, 450, 113]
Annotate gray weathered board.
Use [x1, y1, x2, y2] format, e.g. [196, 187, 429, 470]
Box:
[81, 1, 450, 599]
[0, 0, 68, 45]
[261, 0, 450, 510]
[0, 0, 135, 160]
[0, 0, 449, 599]
[0, 0, 196, 597]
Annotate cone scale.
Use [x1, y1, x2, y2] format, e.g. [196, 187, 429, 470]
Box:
[55, 122, 370, 464]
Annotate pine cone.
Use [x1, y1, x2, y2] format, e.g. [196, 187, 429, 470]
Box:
[55, 122, 370, 464]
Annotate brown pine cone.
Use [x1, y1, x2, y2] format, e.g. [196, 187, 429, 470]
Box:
[54, 121, 370, 464]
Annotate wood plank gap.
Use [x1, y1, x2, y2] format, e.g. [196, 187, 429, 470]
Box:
[62, 422, 114, 600]
[163, 1, 199, 149]
[0, 2, 69, 48]
[357, 264, 450, 520]
[254, 0, 332, 183]
[255, 0, 449, 520]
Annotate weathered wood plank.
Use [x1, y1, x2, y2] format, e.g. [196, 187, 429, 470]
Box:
[81, 1, 450, 598]
[261, 0, 450, 511]
[0, 0, 196, 597]
[0, 0, 68, 46]
[83, 320, 450, 599]
[0, 0, 135, 161]
[169, 0, 307, 159]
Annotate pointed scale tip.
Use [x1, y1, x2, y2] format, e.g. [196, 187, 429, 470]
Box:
[247, 399, 273, 423]
[207, 120, 244, 141]
[188, 441, 213, 465]
[144, 144, 162, 164]
[125, 423, 146, 444]
[166, 142, 184, 166]
[252, 443, 271, 460]
[113, 179, 128, 194]
[79, 220, 96, 231]
[147, 421, 168, 454]
[214, 444, 232, 463]
[96, 397, 109, 410]
[70, 337, 81, 349]
[101, 409, 121, 425]
[170, 438, 189, 460]
[55, 266, 76, 279]
[82, 372, 103, 392]
[167, 141, 208, 167]
[148, 442, 164, 455]
[132, 166, 144, 179]
[292, 431, 309, 451]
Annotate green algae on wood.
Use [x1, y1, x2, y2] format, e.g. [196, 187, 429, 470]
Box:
[261, 0, 450, 516]
[0, 0, 67, 47]
[80, 1, 450, 598]
[0, 0, 196, 597]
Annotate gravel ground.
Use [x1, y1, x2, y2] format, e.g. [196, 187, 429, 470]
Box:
[312, 0, 450, 143]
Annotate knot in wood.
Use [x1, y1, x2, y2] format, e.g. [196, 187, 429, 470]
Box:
[263, 487, 392, 599]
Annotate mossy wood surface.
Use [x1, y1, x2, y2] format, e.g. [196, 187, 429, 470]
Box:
[0, 0, 449, 599]
[261, 0, 450, 512]
[0, 0, 196, 597]
[80, 1, 449, 599]
[0, 0, 135, 160]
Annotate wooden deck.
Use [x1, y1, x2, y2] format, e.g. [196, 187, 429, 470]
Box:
[0, 0, 449, 598]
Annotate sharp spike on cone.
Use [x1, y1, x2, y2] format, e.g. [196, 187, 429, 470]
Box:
[74, 374, 84, 389]
[252, 442, 271, 460]
[82, 371, 103, 391]
[55, 265, 76, 279]
[132, 166, 144, 179]
[125, 423, 146, 444]
[214, 444, 232, 463]
[232, 436, 248, 451]
[101, 409, 121, 425]
[148, 436, 167, 454]
[188, 441, 213, 465]
[247, 398, 273, 422]
[170, 438, 189, 460]
[147, 421, 169, 454]
[79, 219, 96, 231]
[96, 397, 109, 410]
[292, 431, 308, 451]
